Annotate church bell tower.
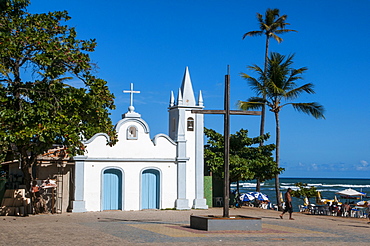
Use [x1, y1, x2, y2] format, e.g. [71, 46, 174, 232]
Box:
[168, 67, 208, 210]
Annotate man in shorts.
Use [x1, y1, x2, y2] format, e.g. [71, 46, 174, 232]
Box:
[280, 188, 294, 220]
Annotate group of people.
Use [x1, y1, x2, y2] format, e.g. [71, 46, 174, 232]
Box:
[30, 179, 56, 214]
[279, 188, 370, 222]
[329, 201, 369, 218]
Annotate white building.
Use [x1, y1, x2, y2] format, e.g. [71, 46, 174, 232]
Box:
[72, 67, 208, 212]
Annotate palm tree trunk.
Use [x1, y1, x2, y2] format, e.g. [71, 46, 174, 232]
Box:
[274, 111, 281, 210]
[259, 35, 270, 139]
[264, 35, 270, 76]
[256, 36, 270, 193]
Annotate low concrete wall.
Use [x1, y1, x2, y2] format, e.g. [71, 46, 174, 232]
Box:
[190, 215, 262, 231]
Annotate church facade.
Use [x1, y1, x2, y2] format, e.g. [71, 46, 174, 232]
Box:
[72, 67, 208, 212]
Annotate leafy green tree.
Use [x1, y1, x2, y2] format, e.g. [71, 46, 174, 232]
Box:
[238, 52, 325, 209]
[243, 8, 296, 191]
[204, 128, 282, 193]
[0, 0, 116, 189]
[291, 182, 317, 205]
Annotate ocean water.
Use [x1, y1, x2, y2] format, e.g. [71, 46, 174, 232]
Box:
[231, 178, 370, 210]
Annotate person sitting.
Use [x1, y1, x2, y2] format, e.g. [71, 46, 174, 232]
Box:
[342, 202, 351, 217]
[30, 180, 48, 214]
[31, 181, 40, 197]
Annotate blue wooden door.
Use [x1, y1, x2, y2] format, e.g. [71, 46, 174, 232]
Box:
[141, 170, 160, 209]
[103, 169, 122, 210]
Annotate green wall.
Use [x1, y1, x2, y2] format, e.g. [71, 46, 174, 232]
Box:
[204, 176, 213, 207]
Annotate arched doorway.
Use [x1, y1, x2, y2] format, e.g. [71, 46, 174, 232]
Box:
[103, 168, 123, 210]
[141, 169, 160, 209]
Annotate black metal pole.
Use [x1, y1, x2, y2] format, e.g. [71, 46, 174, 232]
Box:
[223, 67, 230, 218]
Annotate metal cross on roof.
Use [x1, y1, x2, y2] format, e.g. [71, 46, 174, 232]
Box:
[123, 83, 140, 112]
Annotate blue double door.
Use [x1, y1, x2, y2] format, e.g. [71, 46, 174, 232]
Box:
[103, 169, 122, 210]
[102, 168, 160, 210]
[141, 169, 160, 209]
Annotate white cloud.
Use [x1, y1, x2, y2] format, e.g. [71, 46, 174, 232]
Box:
[360, 160, 369, 166]
[310, 163, 318, 170]
[355, 160, 370, 171]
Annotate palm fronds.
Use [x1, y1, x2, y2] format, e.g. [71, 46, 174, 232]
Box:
[243, 8, 297, 42]
[290, 102, 325, 119]
[240, 52, 325, 118]
[238, 98, 264, 111]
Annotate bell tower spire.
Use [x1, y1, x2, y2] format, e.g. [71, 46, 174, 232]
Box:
[180, 66, 196, 106]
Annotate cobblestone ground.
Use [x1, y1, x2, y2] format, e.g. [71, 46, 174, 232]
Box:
[1, 207, 370, 245]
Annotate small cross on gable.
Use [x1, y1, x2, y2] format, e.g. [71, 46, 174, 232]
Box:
[123, 83, 140, 112]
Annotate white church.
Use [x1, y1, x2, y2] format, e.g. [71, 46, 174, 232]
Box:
[72, 67, 209, 212]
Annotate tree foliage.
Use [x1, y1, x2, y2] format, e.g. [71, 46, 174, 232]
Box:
[291, 182, 318, 203]
[0, 0, 116, 188]
[204, 128, 283, 185]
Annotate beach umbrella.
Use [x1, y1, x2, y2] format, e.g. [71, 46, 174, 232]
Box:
[256, 193, 269, 201]
[316, 191, 322, 204]
[357, 200, 367, 206]
[304, 197, 309, 205]
[279, 192, 284, 203]
[334, 196, 338, 203]
[336, 188, 366, 197]
[241, 193, 255, 202]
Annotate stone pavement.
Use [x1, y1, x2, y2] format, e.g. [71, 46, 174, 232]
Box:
[1, 207, 370, 245]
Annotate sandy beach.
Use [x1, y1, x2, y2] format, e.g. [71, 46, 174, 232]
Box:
[0, 207, 369, 245]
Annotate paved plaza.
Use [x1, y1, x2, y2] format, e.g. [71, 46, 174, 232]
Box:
[1, 207, 370, 245]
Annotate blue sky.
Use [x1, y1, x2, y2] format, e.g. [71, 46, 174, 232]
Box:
[28, 0, 370, 178]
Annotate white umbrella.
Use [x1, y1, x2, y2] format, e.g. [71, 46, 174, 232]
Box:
[336, 188, 366, 197]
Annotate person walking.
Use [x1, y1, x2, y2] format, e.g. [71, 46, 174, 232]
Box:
[280, 188, 294, 220]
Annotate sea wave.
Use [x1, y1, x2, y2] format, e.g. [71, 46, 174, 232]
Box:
[231, 182, 265, 188]
[232, 180, 370, 191]
[305, 183, 323, 187]
[319, 184, 370, 188]
[280, 185, 299, 190]
[270, 182, 370, 189]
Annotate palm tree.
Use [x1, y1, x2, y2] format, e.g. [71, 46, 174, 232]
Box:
[243, 8, 296, 191]
[239, 52, 325, 209]
[243, 8, 296, 81]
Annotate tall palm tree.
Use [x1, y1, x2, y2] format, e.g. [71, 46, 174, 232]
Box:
[239, 52, 325, 209]
[243, 8, 296, 191]
[243, 8, 296, 82]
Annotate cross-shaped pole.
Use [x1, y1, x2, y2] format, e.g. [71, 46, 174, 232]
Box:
[192, 67, 261, 218]
[123, 83, 140, 111]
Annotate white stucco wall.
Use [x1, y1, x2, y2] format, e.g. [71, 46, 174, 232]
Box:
[86, 121, 176, 159]
[184, 109, 196, 207]
[82, 161, 177, 211]
[77, 116, 179, 211]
